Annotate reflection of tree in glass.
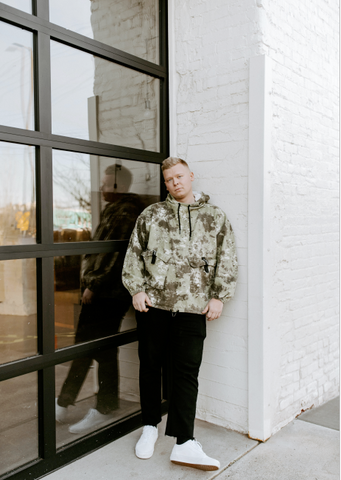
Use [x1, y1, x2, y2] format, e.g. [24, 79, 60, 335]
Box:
[54, 156, 91, 212]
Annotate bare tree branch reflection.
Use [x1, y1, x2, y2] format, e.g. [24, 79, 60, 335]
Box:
[54, 155, 91, 212]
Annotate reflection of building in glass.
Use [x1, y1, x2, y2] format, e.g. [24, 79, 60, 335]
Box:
[90, 0, 159, 63]
[89, 0, 160, 151]
[50, 0, 160, 151]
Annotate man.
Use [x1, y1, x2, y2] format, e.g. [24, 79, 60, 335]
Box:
[122, 157, 238, 471]
[56, 164, 144, 434]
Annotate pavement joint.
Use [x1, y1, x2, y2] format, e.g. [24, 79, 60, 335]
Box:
[210, 441, 261, 480]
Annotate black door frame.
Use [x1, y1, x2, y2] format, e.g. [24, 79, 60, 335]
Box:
[0, 1, 169, 478]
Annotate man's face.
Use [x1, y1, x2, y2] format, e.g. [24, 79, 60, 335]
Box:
[163, 163, 194, 203]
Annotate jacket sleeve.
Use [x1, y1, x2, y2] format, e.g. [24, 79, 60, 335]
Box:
[122, 212, 149, 296]
[82, 252, 119, 294]
[210, 214, 238, 303]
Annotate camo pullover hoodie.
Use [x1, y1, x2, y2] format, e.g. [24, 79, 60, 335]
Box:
[122, 192, 238, 314]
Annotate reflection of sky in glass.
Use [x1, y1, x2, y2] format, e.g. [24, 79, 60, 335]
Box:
[50, 0, 93, 38]
[0, 142, 35, 208]
[0, 22, 34, 130]
[51, 41, 94, 139]
[0, 0, 32, 14]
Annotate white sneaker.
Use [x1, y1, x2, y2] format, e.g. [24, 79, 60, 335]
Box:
[69, 408, 109, 434]
[170, 439, 220, 471]
[55, 398, 68, 423]
[135, 425, 158, 459]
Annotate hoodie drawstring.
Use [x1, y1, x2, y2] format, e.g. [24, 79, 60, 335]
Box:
[177, 203, 181, 234]
[177, 203, 192, 239]
[188, 205, 192, 238]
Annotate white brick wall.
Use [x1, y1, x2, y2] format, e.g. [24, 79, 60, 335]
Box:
[171, 0, 339, 435]
[261, 0, 339, 432]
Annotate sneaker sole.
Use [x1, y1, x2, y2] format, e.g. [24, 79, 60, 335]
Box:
[135, 447, 155, 459]
[69, 428, 88, 434]
[171, 460, 219, 471]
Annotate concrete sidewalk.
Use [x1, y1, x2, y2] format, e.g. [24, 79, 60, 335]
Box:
[43, 397, 339, 480]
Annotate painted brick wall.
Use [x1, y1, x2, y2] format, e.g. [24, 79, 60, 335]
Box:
[261, 0, 339, 432]
[171, 0, 339, 435]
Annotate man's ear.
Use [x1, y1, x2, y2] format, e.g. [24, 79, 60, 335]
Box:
[190, 171, 194, 182]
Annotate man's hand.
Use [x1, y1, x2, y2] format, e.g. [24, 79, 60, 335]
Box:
[133, 292, 152, 312]
[202, 298, 223, 321]
[82, 288, 94, 304]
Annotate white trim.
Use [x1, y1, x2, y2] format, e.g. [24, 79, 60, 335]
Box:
[167, 0, 178, 157]
[248, 55, 273, 441]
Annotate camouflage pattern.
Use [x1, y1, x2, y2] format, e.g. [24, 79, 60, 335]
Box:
[122, 192, 238, 314]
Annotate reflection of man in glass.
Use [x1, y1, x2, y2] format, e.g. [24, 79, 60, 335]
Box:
[56, 164, 144, 434]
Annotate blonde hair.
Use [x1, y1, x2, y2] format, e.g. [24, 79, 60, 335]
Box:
[162, 157, 190, 172]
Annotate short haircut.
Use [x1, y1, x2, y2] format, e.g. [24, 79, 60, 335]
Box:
[162, 157, 190, 172]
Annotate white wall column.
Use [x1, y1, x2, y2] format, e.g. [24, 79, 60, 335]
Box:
[167, 0, 178, 157]
[248, 55, 274, 441]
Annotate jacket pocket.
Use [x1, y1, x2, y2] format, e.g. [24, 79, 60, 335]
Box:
[188, 255, 217, 271]
[176, 255, 217, 296]
[141, 249, 171, 290]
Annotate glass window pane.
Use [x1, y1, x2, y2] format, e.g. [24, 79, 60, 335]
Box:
[0, 372, 38, 475]
[54, 253, 137, 349]
[0, 22, 34, 130]
[53, 151, 160, 241]
[0, 0, 32, 14]
[0, 259, 37, 365]
[56, 343, 139, 447]
[49, 0, 159, 64]
[0, 142, 36, 245]
[51, 41, 160, 151]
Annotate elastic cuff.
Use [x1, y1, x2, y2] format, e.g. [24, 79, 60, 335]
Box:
[130, 288, 145, 296]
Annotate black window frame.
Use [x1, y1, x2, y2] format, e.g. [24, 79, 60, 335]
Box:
[0, 1, 169, 478]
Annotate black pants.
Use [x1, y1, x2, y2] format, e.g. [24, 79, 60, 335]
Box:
[136, 307, 206, 439]
[58, 299, 129, 414]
